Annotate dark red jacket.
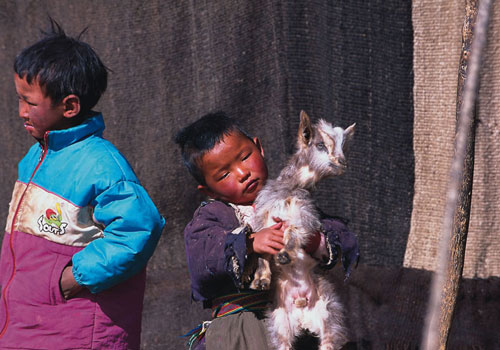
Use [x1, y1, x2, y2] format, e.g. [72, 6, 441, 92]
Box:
[184, 200, 359, 306]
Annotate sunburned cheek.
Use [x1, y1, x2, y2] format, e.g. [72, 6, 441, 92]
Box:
[28, 113, 41, 127]
[249, 158, 268, 178]
[216, 183, 241, 201]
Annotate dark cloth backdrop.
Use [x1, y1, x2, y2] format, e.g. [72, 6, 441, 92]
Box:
[0, 1, 496, 349]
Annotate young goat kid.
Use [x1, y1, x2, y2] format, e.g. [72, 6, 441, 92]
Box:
[251, 110, 355, 350]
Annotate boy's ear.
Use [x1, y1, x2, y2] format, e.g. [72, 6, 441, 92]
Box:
[253, 137, 265, 158]
[197, 184, 216, 199]
[61, 94, 81, 118]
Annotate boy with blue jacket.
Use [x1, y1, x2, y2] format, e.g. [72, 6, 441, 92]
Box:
[0, 21, 165, 349]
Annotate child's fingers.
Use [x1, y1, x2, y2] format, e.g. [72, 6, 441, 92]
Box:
[269, 240, 284, 250]
[252, 227, 285, 254]
[272, 230, 284, 243]
[268, 233, 284, 248]
[269, 221, 283, 230]
[265, 243, 283, 255]
[269, 222, 286, 234]
[272, 217, 288, 230]
[271, 227, 284, 236]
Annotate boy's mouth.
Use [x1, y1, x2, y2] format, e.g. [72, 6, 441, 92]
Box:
[23, 121, 35, 133]
[244, 179, 259, 193]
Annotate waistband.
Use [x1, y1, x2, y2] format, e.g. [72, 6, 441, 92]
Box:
[182, 291, 270, 349]
[211, 291, 270, 318]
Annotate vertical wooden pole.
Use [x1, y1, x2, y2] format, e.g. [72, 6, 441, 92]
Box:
[421, 0, 492, 348]
[438, 0, 478, 347]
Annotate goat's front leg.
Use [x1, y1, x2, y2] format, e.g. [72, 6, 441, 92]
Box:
[249, 255, 272, 290]
[276, 226, 297, 265]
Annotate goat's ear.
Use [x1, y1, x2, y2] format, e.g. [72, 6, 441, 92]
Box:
[343, 123, 356, 150]
[344, 123, 356, 142]
[298, 110, 314, 147]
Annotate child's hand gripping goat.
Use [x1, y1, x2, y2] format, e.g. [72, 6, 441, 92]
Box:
[250, 110, 355, 350]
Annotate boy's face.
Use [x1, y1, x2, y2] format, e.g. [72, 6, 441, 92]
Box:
[198, 131, 268, 205]
[14, 74, 71, 140]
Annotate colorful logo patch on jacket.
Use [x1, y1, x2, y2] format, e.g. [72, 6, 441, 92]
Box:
[38, 203, 68, 235]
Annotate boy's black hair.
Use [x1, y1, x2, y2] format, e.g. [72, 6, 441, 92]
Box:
[14, 18, 108, 116]
[175, 112, 251, 185]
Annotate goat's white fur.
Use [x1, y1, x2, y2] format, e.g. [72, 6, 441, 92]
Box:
[249, 110, 355, 350]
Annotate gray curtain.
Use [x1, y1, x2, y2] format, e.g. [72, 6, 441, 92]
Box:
[1, 1, 497, 349]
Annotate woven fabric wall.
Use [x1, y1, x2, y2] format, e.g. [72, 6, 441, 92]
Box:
[405, 0, 500, 278]
[464, 1, 500, 278]
[0, 0, 414, 269]
[1, 1, 499, 348]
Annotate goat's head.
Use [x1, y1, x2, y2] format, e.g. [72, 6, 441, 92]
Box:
[295, 110, 355, 185]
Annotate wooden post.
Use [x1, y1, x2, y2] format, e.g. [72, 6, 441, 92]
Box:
[421, 0, 492, 348]
[438, 0, 478, 347]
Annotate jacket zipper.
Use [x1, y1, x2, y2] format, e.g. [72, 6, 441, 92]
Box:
[0, 133, 49, 338]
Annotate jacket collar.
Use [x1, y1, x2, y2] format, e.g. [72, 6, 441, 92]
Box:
[44, 113, 105, 151]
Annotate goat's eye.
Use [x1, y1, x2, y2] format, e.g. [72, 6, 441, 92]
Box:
[316, 142, 327, 152]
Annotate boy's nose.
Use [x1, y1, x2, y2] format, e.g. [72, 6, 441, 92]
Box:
[18, 102, 28, 118]
[236, 167, 250, 182]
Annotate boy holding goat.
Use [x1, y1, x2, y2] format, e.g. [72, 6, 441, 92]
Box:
[175, 111, 358, 350]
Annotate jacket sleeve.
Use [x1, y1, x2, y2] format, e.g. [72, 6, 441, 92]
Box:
[319, 217, 360, 278]
[71, 180, 165, 293]
[184, 201, 248, 302]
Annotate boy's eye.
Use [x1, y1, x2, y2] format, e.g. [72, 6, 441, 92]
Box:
[218, 172, 229, 181]
[18, 96, 36, 106]
[242, 153, 251, 160]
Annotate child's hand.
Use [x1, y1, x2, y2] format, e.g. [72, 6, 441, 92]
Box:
[60, 264, 84, 300]
[248, 218, 285, 255]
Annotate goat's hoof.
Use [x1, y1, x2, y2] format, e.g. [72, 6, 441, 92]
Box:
[259, 279, 271, 290]
[250, 277, 271, 290]
[242, 274, 252, 285]
[277, 251, 291, 265]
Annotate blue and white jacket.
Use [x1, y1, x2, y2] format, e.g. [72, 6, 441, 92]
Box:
[0, 113, 165, 349]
